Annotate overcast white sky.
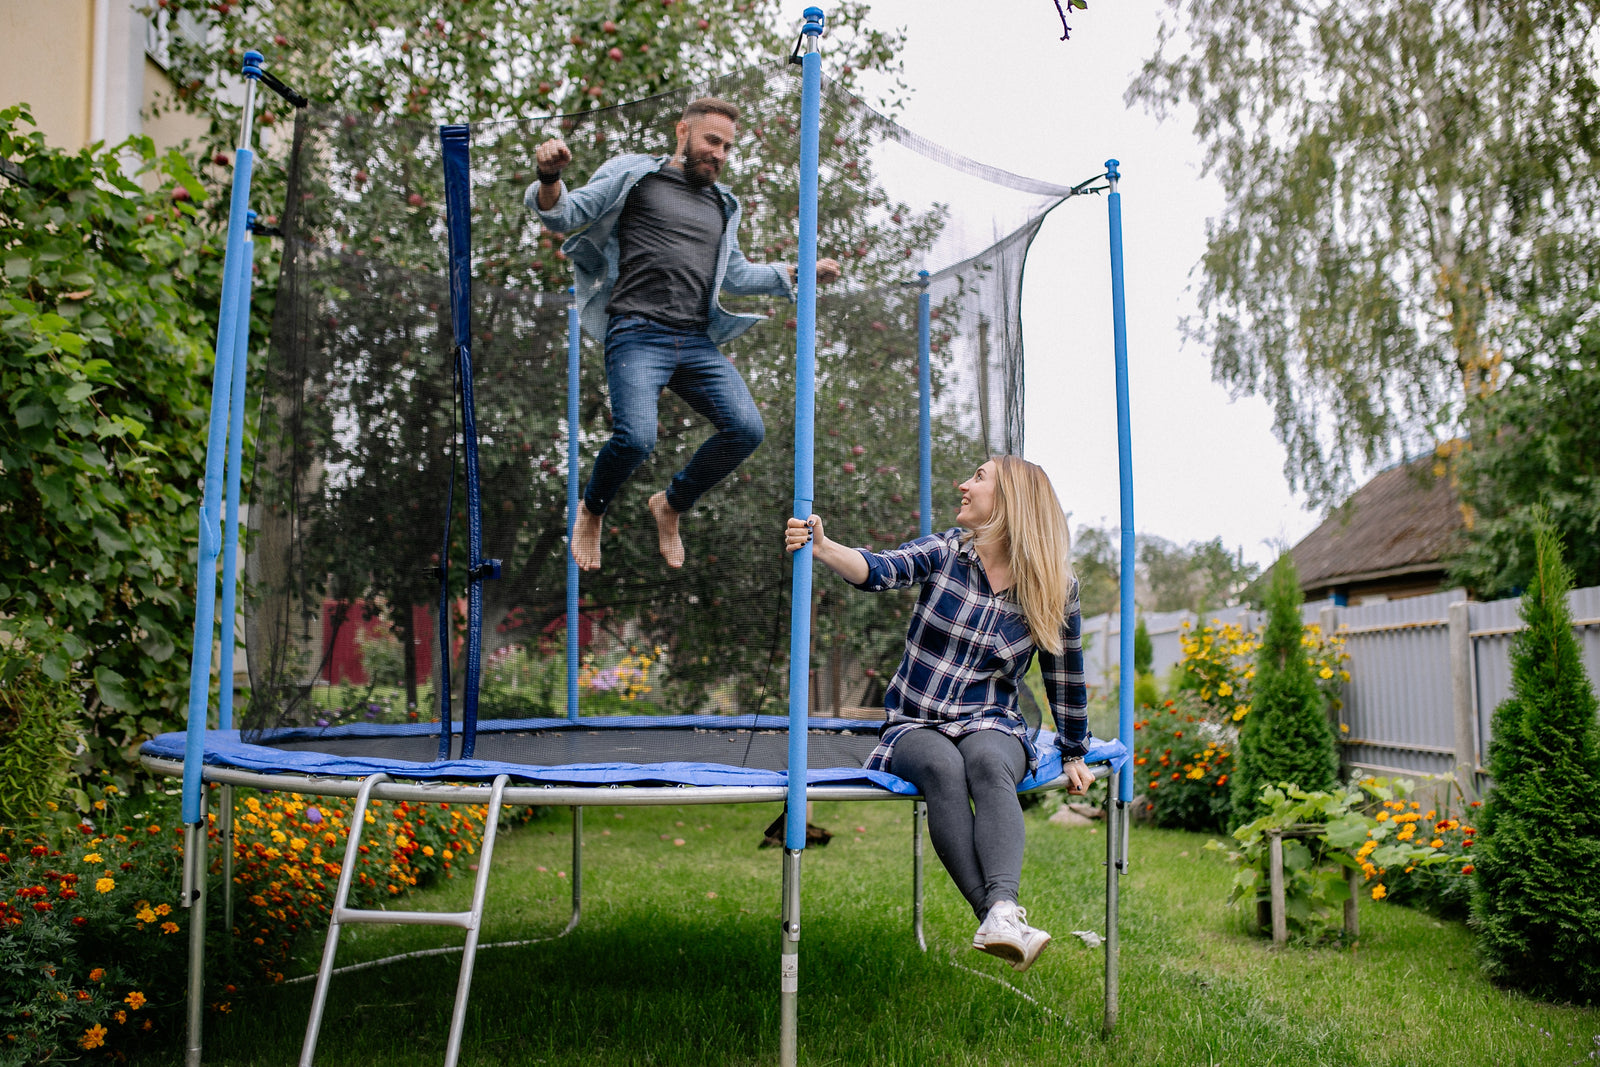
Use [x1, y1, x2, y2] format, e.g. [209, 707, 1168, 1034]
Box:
[851, 0, 1325, 567]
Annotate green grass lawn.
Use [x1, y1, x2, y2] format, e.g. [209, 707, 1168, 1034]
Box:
[169, 801, 1599, 1066]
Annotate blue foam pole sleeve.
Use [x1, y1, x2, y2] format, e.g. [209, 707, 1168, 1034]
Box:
[441, 124, 484, 759]
[917, 271, 931, 539]
[216, 227, 255, 732]
[786, 33, 823, 852]
[567, 295, 581, 722]
[1106, 159, 1135, 805]
[181, 147, 254, 824]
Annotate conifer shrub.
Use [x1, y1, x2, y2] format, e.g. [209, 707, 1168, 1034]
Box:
[1230, 555, 1339, 827]
[1471, 514, 1600, 1003]
[0, 643, 79, 826]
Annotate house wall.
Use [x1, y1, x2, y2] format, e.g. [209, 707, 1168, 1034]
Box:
[0, 0, 208, 167]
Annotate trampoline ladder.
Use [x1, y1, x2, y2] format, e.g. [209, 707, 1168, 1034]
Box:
[299, 772, 511, 1067]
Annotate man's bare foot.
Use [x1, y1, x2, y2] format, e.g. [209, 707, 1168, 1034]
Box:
[648, 491, 685, 568]
[571, 503, 602, 571]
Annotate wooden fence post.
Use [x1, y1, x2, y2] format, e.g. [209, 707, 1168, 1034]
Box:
[1344, 867, 1360, 939]
[1448, 600, 1477, 797]
[1268, 830, 1287, 946]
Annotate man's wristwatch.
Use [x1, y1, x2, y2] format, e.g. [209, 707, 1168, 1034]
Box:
[537, 169, 562, 185]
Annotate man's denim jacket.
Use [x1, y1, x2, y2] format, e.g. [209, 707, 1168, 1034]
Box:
[526, 153, 794, 346]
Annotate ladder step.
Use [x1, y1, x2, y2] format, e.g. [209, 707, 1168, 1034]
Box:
[336, 907, 475, 929]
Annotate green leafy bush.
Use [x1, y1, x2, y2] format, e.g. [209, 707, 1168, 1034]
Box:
[1472, 513, 1600, 1003]
[0, 105, 220, 784]
[0, 644, 80, 824]
[1230, 556, 1339, 826]
[1209, 778, 1463, 939]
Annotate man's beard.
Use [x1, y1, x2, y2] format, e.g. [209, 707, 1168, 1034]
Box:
[683, 153, 721, 186]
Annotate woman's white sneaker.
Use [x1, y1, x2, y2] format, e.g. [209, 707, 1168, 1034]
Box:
[972, 900, 1028, 964]
[1009, 922, 1052, 972]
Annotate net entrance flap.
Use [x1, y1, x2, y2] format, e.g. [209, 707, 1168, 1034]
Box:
[242, 64, 1070, 769]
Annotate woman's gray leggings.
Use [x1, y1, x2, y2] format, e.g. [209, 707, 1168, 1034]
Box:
[889, 728, 1028, 919]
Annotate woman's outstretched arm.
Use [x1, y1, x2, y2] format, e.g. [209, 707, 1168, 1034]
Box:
[784, 515, 869, 585]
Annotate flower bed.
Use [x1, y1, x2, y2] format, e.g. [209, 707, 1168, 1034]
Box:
[2, 780, 505, 1060]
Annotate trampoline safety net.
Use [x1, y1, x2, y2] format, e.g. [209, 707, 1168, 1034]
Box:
[241, 63, 1071, 768]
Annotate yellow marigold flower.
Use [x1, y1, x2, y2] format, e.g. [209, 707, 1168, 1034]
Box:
[1319, 667, 1334, 679]
[137, 906, 157, 923]
[96, 877, 115, 894]
[289, 837, 307, 852]
[104, 784, 119, 795]
[442, 849, 454, 861]
[1371, 884, 1387, 901]
[84, 852, 103, 864]
[1217, 682, 1233, 697]
[1410, 802, 1421, 810]
[79, 1025, 108, 1050]
[270, 830, 287, 844]
[1430, 838, 1444, 849]
[422, 845, 435, 857]
[93, 799, 106, 811]
[246, 797, 262, 813]
[125, 991, 146, 1009]
[1376, 812, 1389, 822]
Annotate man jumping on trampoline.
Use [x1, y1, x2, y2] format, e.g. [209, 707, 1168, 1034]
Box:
[785, 456, 1093, 973]
[529, 96, 841, 571]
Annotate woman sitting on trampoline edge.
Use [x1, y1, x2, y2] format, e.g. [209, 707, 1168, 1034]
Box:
[784, 455, 1092, 973]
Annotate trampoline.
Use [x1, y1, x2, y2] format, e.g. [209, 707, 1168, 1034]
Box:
[146, 12, 1140, 1067]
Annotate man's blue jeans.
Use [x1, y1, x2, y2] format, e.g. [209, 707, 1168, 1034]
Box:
[583, 314, 765, 516]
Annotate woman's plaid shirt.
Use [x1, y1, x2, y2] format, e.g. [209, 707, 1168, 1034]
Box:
[850, 529, 1089, 777]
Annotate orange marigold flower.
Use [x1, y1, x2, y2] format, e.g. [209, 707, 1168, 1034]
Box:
[1370, 884, 1387, 901]
[161, 921, 180, 934]
[95, 877, 115, 894]
[1461, 864, 1475, 874]
[79, 1025, 108, 1050]
[125, 991, 146, 1010]
[89, 968, 105, 982]
[1429, 839, 1444, 849]
[115, 1010, 127, 1025]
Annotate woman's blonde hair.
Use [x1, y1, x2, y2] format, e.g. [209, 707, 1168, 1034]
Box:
[964, 456, 1075, 655]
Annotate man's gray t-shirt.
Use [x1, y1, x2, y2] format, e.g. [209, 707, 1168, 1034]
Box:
[605, 166, 727, 331]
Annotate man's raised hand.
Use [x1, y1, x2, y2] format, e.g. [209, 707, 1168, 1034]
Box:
[536, 137, 572, 178]
[789, 257, 843, 286]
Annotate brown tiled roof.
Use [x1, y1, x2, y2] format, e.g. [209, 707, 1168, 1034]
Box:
[1291, 457, 1465, 589]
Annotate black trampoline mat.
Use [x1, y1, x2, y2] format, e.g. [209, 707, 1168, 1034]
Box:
[265, 726, 883, 772]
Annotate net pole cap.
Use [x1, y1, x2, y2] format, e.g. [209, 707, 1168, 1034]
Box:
[1105, 158, 1121, 179]
[242, 50, 264, 80]
[802, 7, 825, 34]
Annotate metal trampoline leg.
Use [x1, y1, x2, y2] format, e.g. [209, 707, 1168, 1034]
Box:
[1103, 772, 1125, 1034]
[779, 847, 802, 1067]
[562, 806, 582, 936]
[220, 783, 235, 944]
[911, 800, 927, 951]
[182, 812, 208, 1067]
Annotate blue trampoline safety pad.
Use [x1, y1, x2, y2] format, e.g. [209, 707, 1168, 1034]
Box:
[141, 715, 1129, 794]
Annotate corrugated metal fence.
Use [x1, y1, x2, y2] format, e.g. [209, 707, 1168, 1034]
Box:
[1083, 585, 1600, 789]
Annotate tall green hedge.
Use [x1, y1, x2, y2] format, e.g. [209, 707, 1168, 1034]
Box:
[0, 105, 219, 783]
[1472, 514, 1600, 1003]
[1230, 555, 1339, 826]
